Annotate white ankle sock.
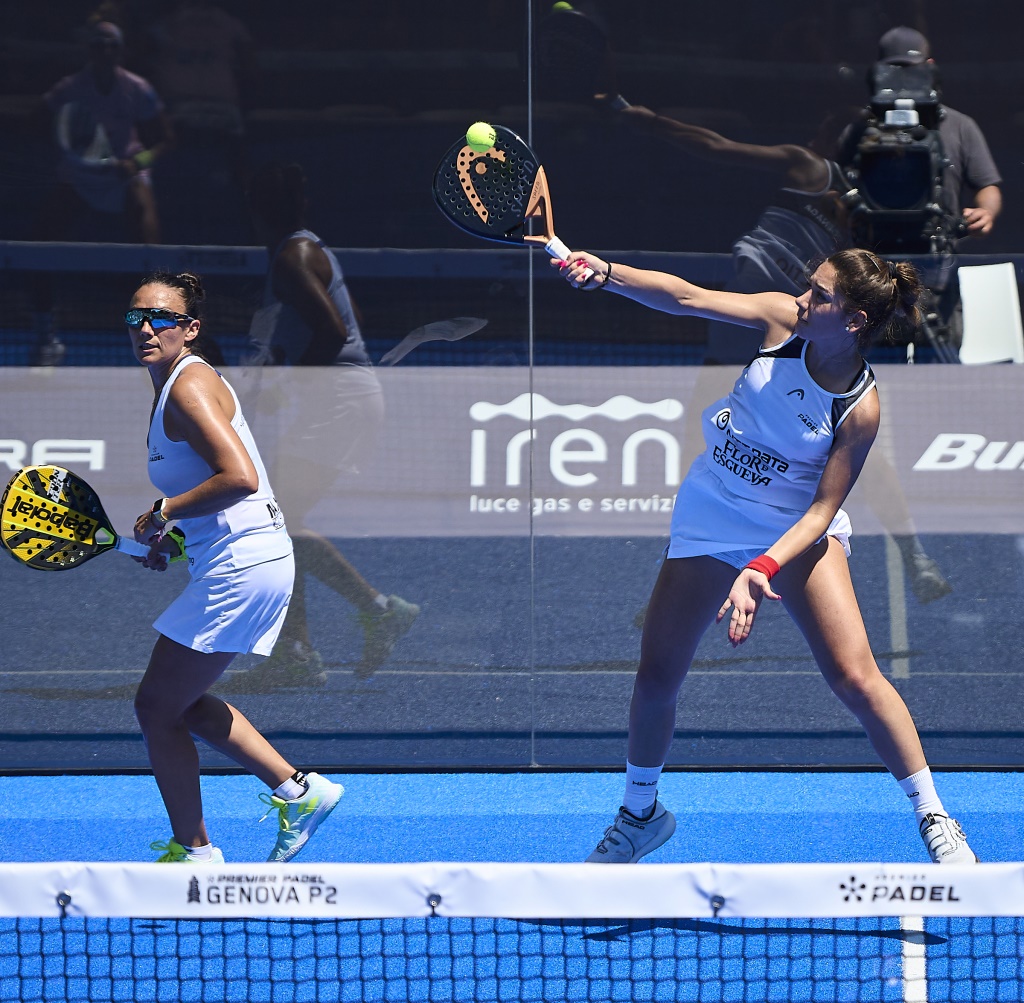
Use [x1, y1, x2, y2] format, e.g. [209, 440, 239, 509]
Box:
[897, 766, 946, 821]
[373, 592, 389, 611]
[273, 772, 309, 801]
[622, 761, 663, 818]
[186, 842, 214, 861]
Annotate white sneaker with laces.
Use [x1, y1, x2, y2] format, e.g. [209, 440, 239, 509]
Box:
[260, 773, 344, 863]
[919, 813, 978, 864]
[586, 802, 676, 863]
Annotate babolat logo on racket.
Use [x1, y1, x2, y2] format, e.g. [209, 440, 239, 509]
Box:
[5, 492, 96, 540]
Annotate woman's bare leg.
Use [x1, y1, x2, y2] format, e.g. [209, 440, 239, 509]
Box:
[628, 556, 737, 766]
[780, 537, 926, 778]
[134, 635, 297, 847]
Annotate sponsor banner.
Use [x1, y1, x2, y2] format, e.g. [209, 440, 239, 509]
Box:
[702, 862, 1024, 918]
[3, 366, 1024, 537]
[1, 862, 1021, 919]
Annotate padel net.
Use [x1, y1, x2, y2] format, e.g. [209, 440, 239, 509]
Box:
[2, 860, 1022, 1002]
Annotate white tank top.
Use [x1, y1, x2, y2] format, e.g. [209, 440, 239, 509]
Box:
[700, 334, 876, 512]
[147, 355, 292, 578]
[246, 229, 370, 367]
[668, 335, 874, 557]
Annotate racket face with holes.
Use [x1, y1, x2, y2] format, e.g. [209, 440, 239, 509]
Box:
[0, 465, 126, 570]
[432, 125, 548, 246]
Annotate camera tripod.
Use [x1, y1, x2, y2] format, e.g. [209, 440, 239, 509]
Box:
[913, 285, 960, 363]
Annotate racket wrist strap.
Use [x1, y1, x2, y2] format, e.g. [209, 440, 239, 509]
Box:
[744, 555, 780, 580]
[601, 261, 613, 288]
[166, 527, 188, 562]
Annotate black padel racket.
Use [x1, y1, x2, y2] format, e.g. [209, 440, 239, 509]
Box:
[1, 465, 150, 570]
[432, 124, 590, 276]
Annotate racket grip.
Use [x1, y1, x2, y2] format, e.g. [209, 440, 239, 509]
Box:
[114, 536, 150, 558]
[545, 237, 595, 283]
[545, 237, 571, 261]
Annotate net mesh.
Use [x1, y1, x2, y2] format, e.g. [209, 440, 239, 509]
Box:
[2, 862, 1022, 1002]
[5, 914, 1021, 1002]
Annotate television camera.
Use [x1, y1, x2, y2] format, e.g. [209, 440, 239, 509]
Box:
[841, 62, 967, 256]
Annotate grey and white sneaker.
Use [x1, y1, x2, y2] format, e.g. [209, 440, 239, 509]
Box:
[356, 595, 420, 679]
[586, 802, 676, 863]
[908, 553, 953, 604]
[920, 813, 978, 864]
[218, 641, 327, 694]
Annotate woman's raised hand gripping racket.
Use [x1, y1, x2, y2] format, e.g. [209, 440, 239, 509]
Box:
[432, 124, 592, 280]
[0, 465, 184, 571]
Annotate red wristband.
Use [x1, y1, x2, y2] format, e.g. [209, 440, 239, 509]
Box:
[745, 555, 780, 580]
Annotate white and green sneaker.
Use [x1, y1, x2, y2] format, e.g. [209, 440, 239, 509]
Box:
[151, 838, 225, 864]
[259, 773, 344, 863]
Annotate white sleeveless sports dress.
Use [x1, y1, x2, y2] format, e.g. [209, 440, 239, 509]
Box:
[668, 334, 876, 568]
[148, 355, 294, 655]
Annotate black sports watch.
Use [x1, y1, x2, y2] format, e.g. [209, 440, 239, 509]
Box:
[151, 498, 170, 528]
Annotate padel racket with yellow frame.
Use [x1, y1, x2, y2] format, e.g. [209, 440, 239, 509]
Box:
[432, 124, 590, 277]
[0, 465, 183, 571]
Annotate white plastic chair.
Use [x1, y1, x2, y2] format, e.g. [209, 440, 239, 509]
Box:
[957, 261, 1024, 364]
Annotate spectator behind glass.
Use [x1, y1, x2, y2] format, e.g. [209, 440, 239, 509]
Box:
[40, 19, 171, 242]
[144, 0, 255, 196]
[31, 19, 173, 365]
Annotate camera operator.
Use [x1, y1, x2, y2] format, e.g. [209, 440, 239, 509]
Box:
[837, 27, 1002, 356]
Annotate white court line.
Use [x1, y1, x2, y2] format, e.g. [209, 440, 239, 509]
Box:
[877, 378, 912, 682]
[900, 915, 928, 1002]
[886, 535, 911, 680]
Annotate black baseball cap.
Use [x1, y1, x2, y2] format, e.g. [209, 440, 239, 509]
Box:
[878, 26, 931, 65]
[89, 21, 124, 48]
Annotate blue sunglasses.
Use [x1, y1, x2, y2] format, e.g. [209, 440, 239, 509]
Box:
[124, 308, 194, 331]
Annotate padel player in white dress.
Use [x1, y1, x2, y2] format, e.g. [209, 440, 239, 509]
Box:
[126, 270, 342, 864]
[556, 247, 977, 865]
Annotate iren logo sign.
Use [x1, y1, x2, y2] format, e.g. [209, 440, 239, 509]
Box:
[467, 393, 683, 518]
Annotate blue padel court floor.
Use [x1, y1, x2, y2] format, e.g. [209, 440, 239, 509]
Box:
[2, 773, 1021, 1003]
[1, 771, 1020, 865]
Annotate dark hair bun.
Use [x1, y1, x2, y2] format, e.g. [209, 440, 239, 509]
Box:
[176, 271, 206, 305]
